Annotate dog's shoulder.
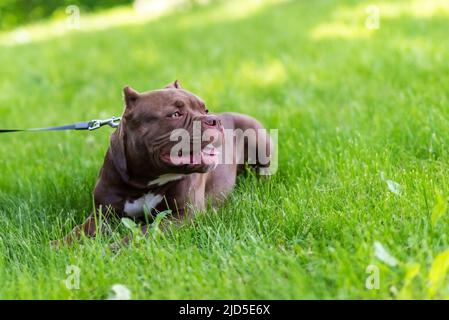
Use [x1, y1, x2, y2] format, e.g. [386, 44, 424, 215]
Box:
[218, 112, 265, 131]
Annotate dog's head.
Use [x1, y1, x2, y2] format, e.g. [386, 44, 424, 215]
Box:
[111, 81, 223, 180]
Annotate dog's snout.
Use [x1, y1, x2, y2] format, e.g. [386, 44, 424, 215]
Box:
[203, 115, 220, 128]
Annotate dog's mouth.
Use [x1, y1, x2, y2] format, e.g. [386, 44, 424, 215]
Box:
[161, 145, 220, 168]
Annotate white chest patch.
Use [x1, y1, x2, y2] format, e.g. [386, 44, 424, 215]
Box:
[148, 174, 186, 186]
[124, 192, 163, 217]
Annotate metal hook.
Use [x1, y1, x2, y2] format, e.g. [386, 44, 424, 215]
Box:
[88, 117, 121, 131]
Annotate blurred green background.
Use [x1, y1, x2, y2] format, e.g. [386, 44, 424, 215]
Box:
[0, 0, 133, 30]
[1, 0, 449, 299]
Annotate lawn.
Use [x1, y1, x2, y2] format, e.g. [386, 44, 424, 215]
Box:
[1, 0, 449, 299]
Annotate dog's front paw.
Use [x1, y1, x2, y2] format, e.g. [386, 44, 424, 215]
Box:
[50, 235, 74, 250]
[49, 239, 63, 250]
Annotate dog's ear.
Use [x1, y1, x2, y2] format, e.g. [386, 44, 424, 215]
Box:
[109, 125, 129, 182]
[164, 80, 182, 89]
[123, 86, 140, 108]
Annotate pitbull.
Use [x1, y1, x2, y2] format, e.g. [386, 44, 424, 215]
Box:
[59, 81, 273, 244]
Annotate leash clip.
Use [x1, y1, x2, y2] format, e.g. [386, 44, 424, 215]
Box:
[88, 116, 121, 131]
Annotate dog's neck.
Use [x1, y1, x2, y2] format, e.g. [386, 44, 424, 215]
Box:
[108, 149, 189, 193]
[147, 173, 187, 187]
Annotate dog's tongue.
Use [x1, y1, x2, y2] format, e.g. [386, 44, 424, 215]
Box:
[169, 148, 218, 166]
[201, 154, 218, 166]
[169, 152, 201, 165]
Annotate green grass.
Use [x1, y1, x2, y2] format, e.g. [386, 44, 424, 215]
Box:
[1, 0, 449, 299]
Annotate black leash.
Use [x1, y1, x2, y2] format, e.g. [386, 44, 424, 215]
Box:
[0, 116, 121, 133]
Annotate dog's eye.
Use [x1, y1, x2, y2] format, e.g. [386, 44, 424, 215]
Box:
[168, 111, 181, 118]
[205, 109, 209, 114]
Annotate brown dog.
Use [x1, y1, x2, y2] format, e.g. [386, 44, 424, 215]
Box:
[58, 81, 273, 244]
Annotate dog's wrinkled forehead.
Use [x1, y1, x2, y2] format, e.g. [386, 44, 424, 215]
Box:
[139, 89, 202, 111]
[123, 81, 206, 118]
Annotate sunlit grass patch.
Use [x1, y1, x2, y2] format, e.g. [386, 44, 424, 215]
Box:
[1, 0, 449, 299]
[310, 0, 449, 40]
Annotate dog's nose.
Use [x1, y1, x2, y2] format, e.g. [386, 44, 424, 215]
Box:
[203, 115, 220, 128]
